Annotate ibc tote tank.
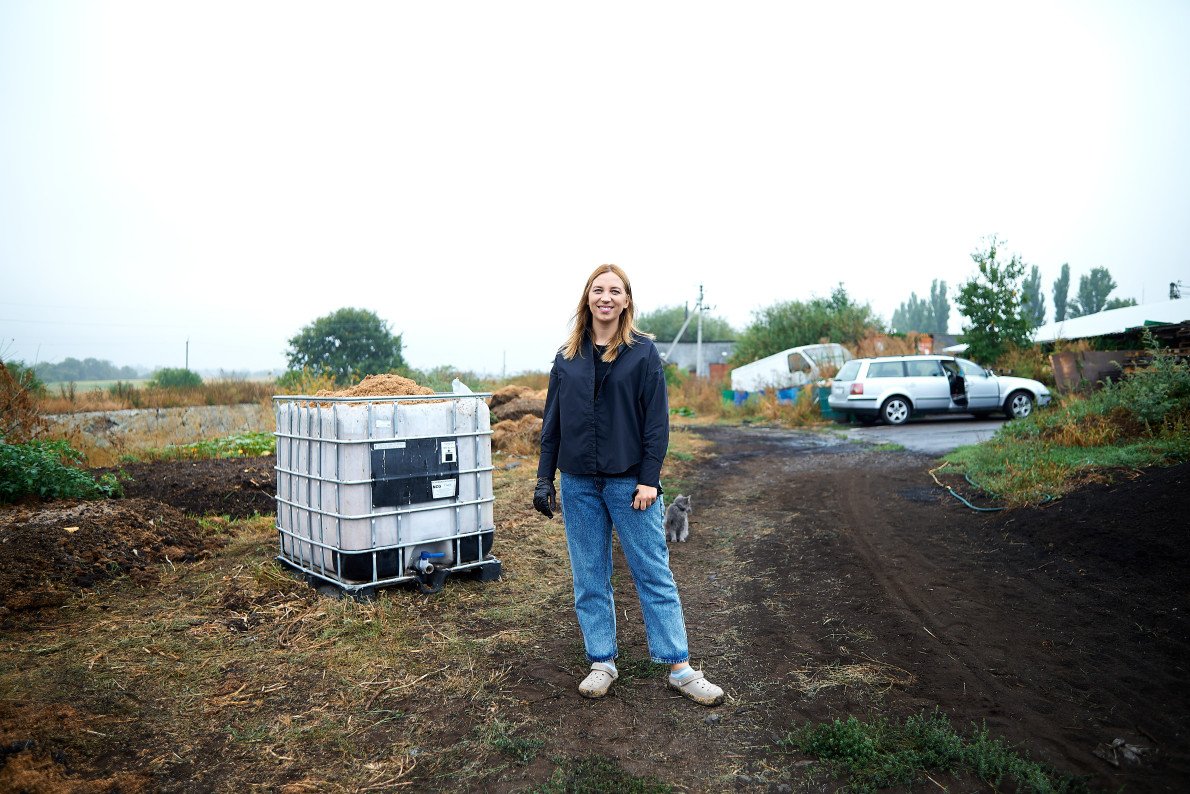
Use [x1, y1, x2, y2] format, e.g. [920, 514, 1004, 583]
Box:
[273, 388, 499, 595]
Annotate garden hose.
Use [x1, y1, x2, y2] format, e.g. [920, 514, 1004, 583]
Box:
[928, 463, 1005, 513]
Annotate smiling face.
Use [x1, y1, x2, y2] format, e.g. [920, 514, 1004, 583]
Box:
[587, 270, 630, 331]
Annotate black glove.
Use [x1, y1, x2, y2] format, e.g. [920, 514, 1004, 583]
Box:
[533, 478, 558, 518]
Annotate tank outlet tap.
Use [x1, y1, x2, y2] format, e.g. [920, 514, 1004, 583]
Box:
[415, 551, 446, 575]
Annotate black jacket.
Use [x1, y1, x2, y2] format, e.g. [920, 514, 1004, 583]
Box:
[537, 333, 669, 489]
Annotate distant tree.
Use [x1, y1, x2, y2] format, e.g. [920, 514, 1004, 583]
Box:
[1052, 263, 1070, 322]
[33, 357, 139, 383]
[1021, 265, 1046, 329]
[636, 304, 737, 342]
[928, 279, 950, 334]
[286, 307, 406, 385]
[955, 236, 1032, 364]
[150, 368, 203, 389]
[891, 293, 929, 334]
[731, 286, 882, 365]
[1068, 267, 1118, 317]
[1104, 296, 1138, 310]
[892, 279, 949, 334]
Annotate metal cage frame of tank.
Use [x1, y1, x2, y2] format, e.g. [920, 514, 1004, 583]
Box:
[273, 392, 499, 593]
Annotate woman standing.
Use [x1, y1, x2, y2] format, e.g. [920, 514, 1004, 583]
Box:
[534, 264, 724, 706]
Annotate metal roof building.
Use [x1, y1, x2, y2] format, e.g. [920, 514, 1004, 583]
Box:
[1031, 298, 1190, 343]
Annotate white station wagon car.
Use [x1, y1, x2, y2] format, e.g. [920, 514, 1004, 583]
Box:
[828, 355, 1052, 425]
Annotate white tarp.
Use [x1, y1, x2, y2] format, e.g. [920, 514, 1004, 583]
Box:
[1031, 298, 1190, 343]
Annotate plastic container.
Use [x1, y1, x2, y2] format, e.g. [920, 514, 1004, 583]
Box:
[273, 392, 499, 594]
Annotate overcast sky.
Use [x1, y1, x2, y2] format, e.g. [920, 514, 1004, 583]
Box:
[2, 1, 1188, 376]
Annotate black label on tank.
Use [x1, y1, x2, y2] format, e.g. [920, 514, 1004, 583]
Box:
[371, 437, 460, 508]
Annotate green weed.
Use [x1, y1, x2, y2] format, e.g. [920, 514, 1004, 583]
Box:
[479, 719, 544, 765]
[534, 755, 673, 793]
[0, 439, 122, 502]
[781, 711, 1087, 793]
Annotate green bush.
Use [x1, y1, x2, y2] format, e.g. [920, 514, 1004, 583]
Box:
[0, 439, 122, 503]
[1, 360, 46, 395]
[150, 368, 203, 389]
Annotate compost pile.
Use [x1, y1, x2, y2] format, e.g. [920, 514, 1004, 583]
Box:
[488, 385, 546, 455]
[0, 499, 225, 617]
[315, 373, 435, 398]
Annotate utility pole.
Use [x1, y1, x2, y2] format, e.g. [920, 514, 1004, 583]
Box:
[185, 338, 189, 371]
[695, 284, 704, 379]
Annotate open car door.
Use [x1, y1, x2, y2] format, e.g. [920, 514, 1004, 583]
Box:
[941, 359, 968, 409]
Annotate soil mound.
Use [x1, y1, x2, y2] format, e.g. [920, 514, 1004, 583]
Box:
[0, 498, 225, 616]
[316, 374, 434, 398]
[491, 414, 543, 455]
[488, 385, 531, 410]
[491, 395, 546, 423]
[103, 455, 276, 519]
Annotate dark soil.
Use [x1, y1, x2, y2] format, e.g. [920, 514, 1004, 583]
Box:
[104, 456, 276, 519]
[683, 427, 1189, 791]
[0, 498, 226, 616]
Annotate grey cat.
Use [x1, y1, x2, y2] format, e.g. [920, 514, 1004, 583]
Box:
[664, 494, 692, 543]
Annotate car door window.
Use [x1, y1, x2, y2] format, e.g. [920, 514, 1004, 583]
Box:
[905, 360, 944, 377]
[867, 362, 905, 378]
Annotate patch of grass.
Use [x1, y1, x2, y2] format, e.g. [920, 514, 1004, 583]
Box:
[38, 378, 276, 414]
[478, 718, 545, 765]
[945, 337, 1190, 505]
[781, 711, 1087, 793]
[534, 755, 673, 793]
[126, 431, 277, 462]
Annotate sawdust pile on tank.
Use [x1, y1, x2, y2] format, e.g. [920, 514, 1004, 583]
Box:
[275, 375, 498, 595]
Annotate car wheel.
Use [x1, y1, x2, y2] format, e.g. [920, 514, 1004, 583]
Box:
[880, 396, 911, 426]
[1005, 390, 1033, 420]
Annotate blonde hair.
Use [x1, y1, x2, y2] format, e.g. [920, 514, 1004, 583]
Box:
[561, 264, 653, 361]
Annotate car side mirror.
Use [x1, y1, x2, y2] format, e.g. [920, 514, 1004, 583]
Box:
[985, 369, 994, 377]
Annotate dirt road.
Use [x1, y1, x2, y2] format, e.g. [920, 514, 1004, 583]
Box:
[644, 425, 1188, 791]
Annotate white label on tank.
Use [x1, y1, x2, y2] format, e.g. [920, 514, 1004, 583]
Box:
[440, 441, 457, 464]
[431, 479, 457, 499]
[374, 420, 391, 428]
[374, 441, 406, 450]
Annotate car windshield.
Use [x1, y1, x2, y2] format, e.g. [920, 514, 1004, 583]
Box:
[787, 351, 812, 375]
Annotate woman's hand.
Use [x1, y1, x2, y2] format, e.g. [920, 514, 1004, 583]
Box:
[533, 478, 558, 518]
[632, 484, 658, 511]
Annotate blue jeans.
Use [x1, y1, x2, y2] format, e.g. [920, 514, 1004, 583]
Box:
[559, 473, 689, 665]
